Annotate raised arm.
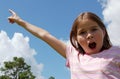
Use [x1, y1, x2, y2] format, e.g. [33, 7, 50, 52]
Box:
[8, 9, 66, 58]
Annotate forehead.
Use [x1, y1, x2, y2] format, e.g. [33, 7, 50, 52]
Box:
[77, 19, 99, 30]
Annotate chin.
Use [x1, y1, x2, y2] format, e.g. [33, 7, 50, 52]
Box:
[85, 50, 98, 55]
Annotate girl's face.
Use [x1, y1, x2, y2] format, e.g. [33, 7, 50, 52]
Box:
[76, 19, 105, 55]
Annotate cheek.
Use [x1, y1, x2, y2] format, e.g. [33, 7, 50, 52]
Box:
[94, 32, 105, 48]
[96, 32, 105, 41]
[77, 36, 86, 46]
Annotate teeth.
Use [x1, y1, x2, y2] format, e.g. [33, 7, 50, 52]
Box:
[88, 42, 96, 49]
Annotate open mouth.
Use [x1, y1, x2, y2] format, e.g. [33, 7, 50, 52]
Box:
[88, 42, 96, 49]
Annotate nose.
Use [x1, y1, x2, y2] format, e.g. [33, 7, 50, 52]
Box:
[87, 32, 93, 39]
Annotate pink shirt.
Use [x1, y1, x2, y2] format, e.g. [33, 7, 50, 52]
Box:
[66, 45, 120, 79]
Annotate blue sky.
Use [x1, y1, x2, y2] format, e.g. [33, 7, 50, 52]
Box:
[1, 0, 120, 79]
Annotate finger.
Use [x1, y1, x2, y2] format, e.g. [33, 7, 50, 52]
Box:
[9, 9, 16, 15]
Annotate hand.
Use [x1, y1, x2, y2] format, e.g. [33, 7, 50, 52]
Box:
[8, 9, 21, 24]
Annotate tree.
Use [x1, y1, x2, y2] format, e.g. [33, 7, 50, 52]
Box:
[0, 57, 35, 79]
[49, 76, 55, 79]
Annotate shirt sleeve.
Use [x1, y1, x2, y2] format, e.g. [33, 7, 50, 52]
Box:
[112, 46, 120, 67]
[65, 44, 73, 68]
[114, 55, 120, 66]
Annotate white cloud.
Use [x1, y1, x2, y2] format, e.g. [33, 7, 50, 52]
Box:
[99, 0, 120, 46]
[0, 31, 44, 79]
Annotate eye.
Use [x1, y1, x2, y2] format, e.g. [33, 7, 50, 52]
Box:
[91, 28, 98, 32]
[79, 31, 87, 35]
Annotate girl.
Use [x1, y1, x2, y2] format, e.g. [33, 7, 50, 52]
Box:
[8, 9, 120, 79]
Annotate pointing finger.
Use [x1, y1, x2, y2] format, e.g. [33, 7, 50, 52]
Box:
[9, 9, 16, 15]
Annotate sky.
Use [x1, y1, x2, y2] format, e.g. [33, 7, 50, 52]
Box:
[0, 0, 120, 79]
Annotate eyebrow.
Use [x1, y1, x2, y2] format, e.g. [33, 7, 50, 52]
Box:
[77, 25, 98, 32]
[89, 25, 99, 29]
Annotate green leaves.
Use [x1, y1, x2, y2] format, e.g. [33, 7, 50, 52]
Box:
[49, 76, 55, 79]
[0, 57, 35, 79]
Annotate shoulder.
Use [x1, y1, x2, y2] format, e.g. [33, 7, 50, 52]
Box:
[95, 46, 120, 58]
[65, 44, 79, 67]
[110, 46, 120, 64]
[108, 46, 120, 52]
[66, 44, 77, 54]
[102, 46, 120, 57]
[65, 43, 79, 58]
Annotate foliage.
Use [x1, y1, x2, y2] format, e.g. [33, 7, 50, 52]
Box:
[49, 76, 55, 79]
[0, 57, 35, 79]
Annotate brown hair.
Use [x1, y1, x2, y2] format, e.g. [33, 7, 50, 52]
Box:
[70, 12, 112, 54]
